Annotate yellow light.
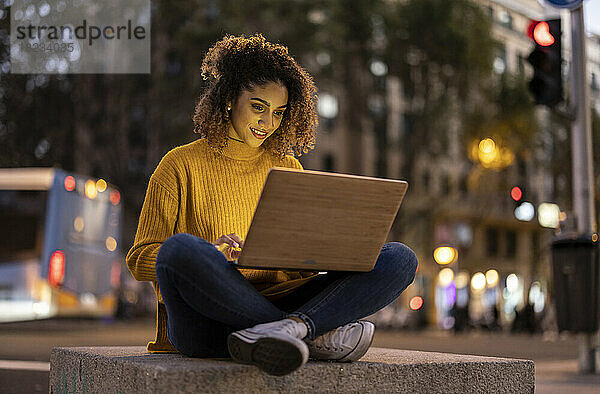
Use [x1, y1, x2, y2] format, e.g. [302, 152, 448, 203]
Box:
[593, 234, 598, 242]
[73, 216, 84, 232]
[478, 138, 496, 154]
[96, 179, 107, 192]
[438, 268, 454, 287]
[433, 246, 457, 265]
[559, 211, 567, 221]
[478, 138, 496, 165]
[85, 180, 97, 199]
[455, 271, 470, 288]
[471, 137, 514, 170]
[471, 272, 486, 291]
[485, 269, 499, 287]
[105, 237, 117, 252]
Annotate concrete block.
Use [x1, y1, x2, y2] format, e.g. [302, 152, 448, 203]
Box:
[49, 346, 534, 393]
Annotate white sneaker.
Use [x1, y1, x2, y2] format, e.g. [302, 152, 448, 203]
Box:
[227, 318, 309, 376]
[305, 321, 375, 362]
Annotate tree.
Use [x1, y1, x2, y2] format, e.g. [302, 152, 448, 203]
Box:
[384, 0, 498, 183]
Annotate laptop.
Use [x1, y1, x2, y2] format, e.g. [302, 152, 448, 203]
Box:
[235, 167, 408, 272]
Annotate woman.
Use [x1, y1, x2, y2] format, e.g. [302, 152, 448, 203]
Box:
[126, 34, 418, 376]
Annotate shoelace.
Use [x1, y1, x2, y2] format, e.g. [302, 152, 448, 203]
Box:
[253, 319, 305, 338]
[281, 319, 305, 338]
[311, 324, 357, 352]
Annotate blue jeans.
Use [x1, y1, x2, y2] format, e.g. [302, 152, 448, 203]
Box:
[156, 233, 418, 358]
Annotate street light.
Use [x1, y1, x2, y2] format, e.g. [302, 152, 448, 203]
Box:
[438, 268, 454, 287]
[469, 137, 515, 169]
[433, 246, 458, 265]
[471, 272, 486, 292]
[485, 269, 499, 287]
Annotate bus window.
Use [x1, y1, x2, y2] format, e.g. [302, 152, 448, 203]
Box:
[0, 190, 47, 262]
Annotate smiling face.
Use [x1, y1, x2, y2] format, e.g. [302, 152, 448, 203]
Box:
[227, 81, 289, 148]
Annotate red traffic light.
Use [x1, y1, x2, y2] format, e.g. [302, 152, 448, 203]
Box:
[528, 21, 555, 47]
[511, 186, 523, 201]
[526, 19, 563, 107]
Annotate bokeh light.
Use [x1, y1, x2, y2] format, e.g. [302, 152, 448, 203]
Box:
[105, 237, 117, 252]
[455, 271, 470, 289]
[515, 202, 535, 221]
[510, 186, 522, 201]
[96, 179, 107, 192]
[110, 190, 121, 205]
[409, 296, 423, 310]
[434, 246, 457, 265]
[438, 268, 454, 287]
[73, 216, 84, 232]
[470, 137, 515, 169]
[85, 180, 97, 199]
[471, 272, 486, 291]
[529, 281, 546, 313]
[506, 273, 519, 293]
[538, 203, 560, 228]
[485, 269, 499, 287]
[64, 175, 75, 191]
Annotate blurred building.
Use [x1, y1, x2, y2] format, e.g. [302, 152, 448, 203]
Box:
[301, 0, 600, 329]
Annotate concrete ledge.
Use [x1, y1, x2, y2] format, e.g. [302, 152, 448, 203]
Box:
[50, 346, 534, 393]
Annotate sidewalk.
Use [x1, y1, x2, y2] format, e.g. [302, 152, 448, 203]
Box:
[374, 328, 600, 393]
[535, 359, 600, 394]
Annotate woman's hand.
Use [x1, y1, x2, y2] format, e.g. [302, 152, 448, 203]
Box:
[213, 233, 245, 261]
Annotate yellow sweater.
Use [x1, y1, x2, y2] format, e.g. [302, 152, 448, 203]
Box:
[126, 137, 317, 303]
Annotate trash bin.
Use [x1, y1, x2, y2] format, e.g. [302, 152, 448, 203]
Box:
[551, 234, 599, 332]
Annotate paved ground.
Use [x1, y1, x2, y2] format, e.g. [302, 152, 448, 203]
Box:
[0, 318, 599, 393]
[373, 329, 600, 394]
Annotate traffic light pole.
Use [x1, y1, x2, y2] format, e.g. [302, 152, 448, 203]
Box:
[569, 5, 597, 374]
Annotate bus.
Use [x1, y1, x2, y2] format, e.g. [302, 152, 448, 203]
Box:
[0, 167, 122, 322]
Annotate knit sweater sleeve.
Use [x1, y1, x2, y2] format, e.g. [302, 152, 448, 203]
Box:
[126, 158, 179, 282]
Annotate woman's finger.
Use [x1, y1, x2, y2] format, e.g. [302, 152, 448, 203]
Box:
[213, 235, 243, 261]
[215, 243, 237, 260]
[227, 233, 244, 247]
[223, 234, 240, 248]
[214, 235, 239, 248]
[213, 236, 223, 248]
[215, 243, 230, 254]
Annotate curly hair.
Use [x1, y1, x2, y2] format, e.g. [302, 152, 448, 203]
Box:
[193, 34, 318, 159]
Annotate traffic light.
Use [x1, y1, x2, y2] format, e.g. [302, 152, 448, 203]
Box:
[527, 19, 563, 107]
[510, 185, 523, 205]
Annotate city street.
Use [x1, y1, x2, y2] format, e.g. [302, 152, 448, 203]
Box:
[2, 0, 600, 392]
[1, 318, 599, 393]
